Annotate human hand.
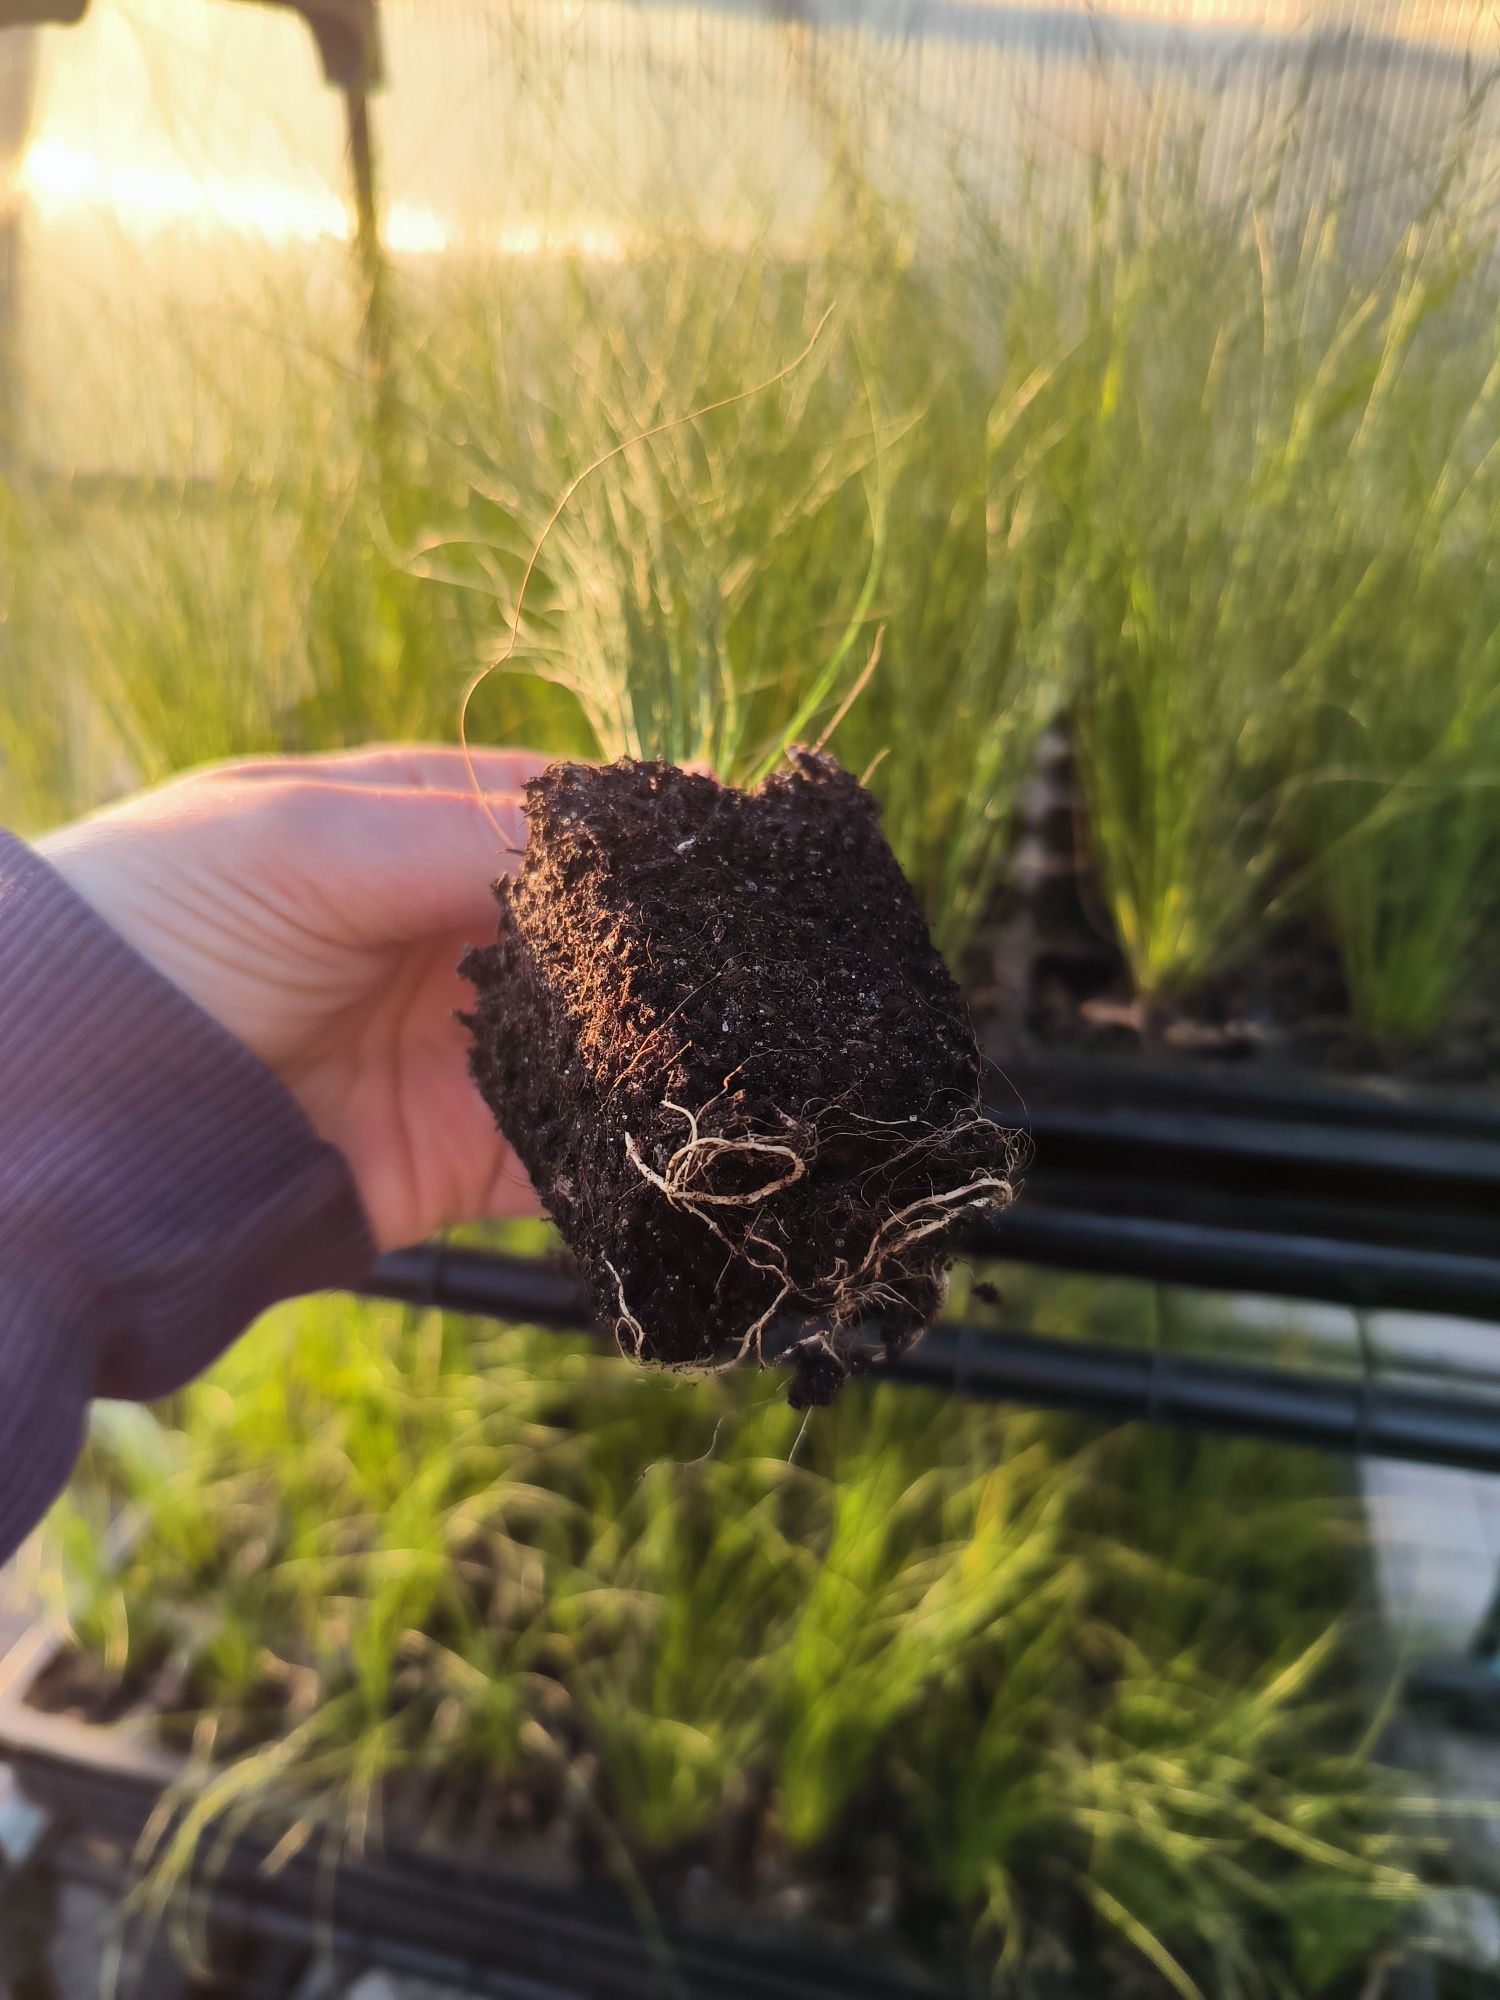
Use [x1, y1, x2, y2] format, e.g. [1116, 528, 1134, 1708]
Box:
[39, 745, 544, 1252]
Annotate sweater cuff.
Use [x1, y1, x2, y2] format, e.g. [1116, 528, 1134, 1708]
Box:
[0, 830, 374, 1405]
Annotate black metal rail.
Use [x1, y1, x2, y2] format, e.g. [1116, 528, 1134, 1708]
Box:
[355, 1060, 1500, 1471]
[363, 1245, 1500, 1474]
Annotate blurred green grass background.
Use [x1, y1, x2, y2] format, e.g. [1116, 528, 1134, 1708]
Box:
[6, 1, 1500, 1988]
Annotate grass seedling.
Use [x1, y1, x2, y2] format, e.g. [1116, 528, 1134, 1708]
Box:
[1271, 215, 1500, 1038]
[1018, 175, 1319, 999]
[44, 1297, 1420, 1995]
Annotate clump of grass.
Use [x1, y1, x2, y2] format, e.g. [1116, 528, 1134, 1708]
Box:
[401, 177, 1062, 958]
[45, 1293, 1422, 1996]
[771, 1392, 1074, 1852]
[1271, 219, 1500, 1039]
[409, 250, 890, 784]
[1002, 178, 1324, 999]
[827, 238, 1071, 965]
[23, 172, 1500, 1044]
[989, 161, 1500, 1025]
[49, 483, 315, 783]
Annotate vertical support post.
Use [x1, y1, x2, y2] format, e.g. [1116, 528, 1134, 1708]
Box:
[0, 27, 39, 477]
[0, 204, 18, 472]
[343, 76, 390, 425]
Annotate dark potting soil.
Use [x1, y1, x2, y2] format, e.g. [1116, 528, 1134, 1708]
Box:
[461, 752, 1017, 1406]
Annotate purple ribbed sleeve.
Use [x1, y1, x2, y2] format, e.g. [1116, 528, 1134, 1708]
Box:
[0, 831, 374, 1561]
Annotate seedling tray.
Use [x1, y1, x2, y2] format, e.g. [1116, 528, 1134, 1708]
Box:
[0, 1628, 954, 2000]
[980, 1057, 1500, 1318]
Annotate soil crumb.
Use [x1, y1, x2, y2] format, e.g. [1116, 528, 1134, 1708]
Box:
[461, 752, 1019, 1404]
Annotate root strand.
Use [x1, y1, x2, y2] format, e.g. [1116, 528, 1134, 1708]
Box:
[616, 1095, 1016, 1382]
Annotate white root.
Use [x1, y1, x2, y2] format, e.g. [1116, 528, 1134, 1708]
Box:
[624, 1100, 807, 1211]
[611, 1277, 794, 1383]
[617, 1094, 1018, 1377]
[713, 1278, 794, 1371]
[603, 1257, 648, 1361]
[820, 1170, 1014, 1328]
[846, 1173, 1015, 1283]
[608, 1240, 791, 1378]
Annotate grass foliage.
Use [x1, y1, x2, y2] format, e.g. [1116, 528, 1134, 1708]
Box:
[10, 159, 1500, 1011]
[964, 172, 1500, 1014]
[49, 1298, 1420, 1997]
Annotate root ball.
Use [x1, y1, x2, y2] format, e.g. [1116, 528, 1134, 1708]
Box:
[460, 752, 1019, 1398]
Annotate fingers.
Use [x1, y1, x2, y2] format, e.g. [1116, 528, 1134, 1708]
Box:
[219, 744, 553, 793]
[276, 781, 533, 942]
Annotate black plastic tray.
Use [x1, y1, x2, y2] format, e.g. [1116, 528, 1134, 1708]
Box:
[0, 1627, 953, 2000]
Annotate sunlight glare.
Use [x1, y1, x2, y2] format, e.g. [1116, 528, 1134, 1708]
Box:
[17, 134, 634, 263]
[16, 135, 458, 255]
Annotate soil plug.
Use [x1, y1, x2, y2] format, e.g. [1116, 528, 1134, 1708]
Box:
[460, 750, 1019, 1404]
